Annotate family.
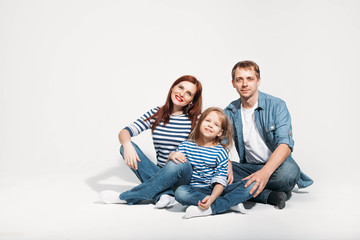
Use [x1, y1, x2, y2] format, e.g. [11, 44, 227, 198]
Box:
[99, 60, 313, 219]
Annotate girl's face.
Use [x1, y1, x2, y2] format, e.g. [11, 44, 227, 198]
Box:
[199, 111, 223, 141]
[170, 81, 197, 110]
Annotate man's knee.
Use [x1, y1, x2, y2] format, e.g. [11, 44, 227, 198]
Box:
[281, 159, 300, 184]
[271, 159, 300, 190]
[241, 180, 257, 197]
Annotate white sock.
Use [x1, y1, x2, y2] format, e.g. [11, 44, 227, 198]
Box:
[155, 194, 177, 209]
[99, 190, 126, 204]
[229, 203, 247, 214]
[184, 206, 212, 219]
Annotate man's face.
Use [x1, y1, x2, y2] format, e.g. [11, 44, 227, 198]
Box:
[232, 67, 261, 100]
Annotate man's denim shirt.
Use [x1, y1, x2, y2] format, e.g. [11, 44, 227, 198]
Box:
[224, 91, 313, 188]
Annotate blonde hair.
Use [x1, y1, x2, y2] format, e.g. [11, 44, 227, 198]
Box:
[188, 107, 233, 150]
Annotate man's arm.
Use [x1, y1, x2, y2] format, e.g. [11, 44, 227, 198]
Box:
[243, 100, 294, 197]
[243, 143, 291, 197]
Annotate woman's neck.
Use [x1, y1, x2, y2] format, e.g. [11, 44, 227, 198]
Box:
[171, 106, 184, 115]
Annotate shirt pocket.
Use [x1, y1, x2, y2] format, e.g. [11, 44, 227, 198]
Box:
[264, 123, 276, 146]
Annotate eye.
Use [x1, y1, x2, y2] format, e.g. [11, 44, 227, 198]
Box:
[236, 78, 243, 83]
[187, 92, 192, 97]
[248, 77, 254, 81]
[178, 85, 184, 89]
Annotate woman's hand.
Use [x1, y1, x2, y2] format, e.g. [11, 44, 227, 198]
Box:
[167, 151, 187, 164]
[198, 195, 215, 210]
[123, 142, 141, 170]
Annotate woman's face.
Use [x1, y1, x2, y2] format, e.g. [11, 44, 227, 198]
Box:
[170, 81, 197, 110]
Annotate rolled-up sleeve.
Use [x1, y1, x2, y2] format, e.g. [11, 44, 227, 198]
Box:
[210, 149, 228, 187]
[274, 101, 294, 151]
[123, 108, 157, 137]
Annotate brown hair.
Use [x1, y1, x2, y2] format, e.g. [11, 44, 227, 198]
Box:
[147, 75, 202, 131]
[231, 60, 260, 81]
[188, 107, 233, 150]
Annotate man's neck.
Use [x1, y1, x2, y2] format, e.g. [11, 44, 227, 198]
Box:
[240, 91, 259, 109]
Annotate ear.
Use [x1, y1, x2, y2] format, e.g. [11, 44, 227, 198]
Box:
[217, 129, 223, 137]
[232, 80, 235, 88]
[257, 77, 261, 87]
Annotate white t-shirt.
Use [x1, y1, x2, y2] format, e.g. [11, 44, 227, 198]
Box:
[241, 102, 272, 164]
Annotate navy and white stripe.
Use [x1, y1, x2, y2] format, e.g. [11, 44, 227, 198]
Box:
[124, 107, 192, 167]
[177, 140, 228, 188]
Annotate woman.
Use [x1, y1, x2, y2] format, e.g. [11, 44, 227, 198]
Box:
[100, 75, 202, 207]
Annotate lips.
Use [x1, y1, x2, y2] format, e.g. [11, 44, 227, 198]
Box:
[175, 95, 183, 102]
[204, 127, 213, 133]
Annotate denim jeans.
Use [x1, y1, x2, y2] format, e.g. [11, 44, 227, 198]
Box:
[232, 157, 301, 204]
[119, 143, 193, 204]
[120, 142, 161, 182]
[120, 142, 192, 204]
[175, 180, 256, 214]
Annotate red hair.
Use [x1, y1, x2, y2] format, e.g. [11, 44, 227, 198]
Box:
[147, 75, 202, 131]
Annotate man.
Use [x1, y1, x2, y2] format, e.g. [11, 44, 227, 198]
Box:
[224, 60, 313, 209]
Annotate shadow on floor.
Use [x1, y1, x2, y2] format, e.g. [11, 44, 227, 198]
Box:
[85, 156, 140, 193]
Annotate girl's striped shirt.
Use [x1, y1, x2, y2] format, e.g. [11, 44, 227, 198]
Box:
[124, 107, 192, 167]
[177, 140, 228, 188]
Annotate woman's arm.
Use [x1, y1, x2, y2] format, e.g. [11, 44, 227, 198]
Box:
[198, 183, 224, 210]
[119, 129, 140, 170]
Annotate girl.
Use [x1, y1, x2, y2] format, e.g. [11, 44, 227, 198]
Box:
[174, 107, 258, 218]
[100, 75, 202, 208]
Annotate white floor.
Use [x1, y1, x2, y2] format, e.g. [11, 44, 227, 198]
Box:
[0, 159, 359, 240]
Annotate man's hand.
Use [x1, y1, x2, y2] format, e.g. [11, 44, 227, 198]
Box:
[167, 151, 187, 164]
[227, 160, 234, 185]
[242, 169, 271, 197]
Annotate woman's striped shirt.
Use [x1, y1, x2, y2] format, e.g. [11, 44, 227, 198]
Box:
[124, 107, 192, 167]
[177, 140, 228, 188]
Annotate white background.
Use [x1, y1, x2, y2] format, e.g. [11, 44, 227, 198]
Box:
[1, 0, 359, 239]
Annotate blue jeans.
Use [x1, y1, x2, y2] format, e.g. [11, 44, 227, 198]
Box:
[232, 157, 301, 204]
[120, 142, 161, 182]
[175, 180, 256, 214]
[120, 141, 174, 202]
[119, 143, 193, 204]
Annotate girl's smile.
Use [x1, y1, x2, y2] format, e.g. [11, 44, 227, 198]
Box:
[199, 111, 223, 142]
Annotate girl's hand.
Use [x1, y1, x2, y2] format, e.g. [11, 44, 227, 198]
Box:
[198, 195, 215, 210]
[167, 151, 187, 164]
[123, 142, 141, 170]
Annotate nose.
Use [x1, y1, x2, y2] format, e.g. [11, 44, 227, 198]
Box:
[243, 79, 248, 86]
